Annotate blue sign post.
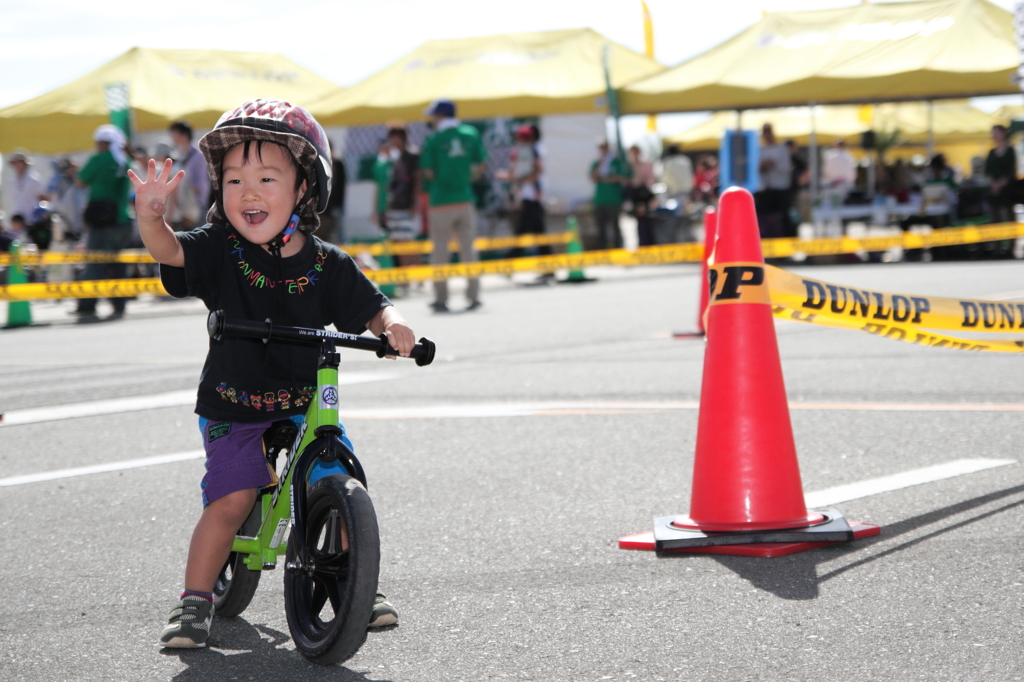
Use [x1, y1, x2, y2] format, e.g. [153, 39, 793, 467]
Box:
[719, 129, 760, 194]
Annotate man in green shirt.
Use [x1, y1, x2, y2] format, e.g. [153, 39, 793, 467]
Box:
[73, 124, 132, 320]
[589, 139, 631, 249]
[418, 99, 487, 312]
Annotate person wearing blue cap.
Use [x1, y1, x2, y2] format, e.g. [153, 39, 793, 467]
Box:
[419, 99, 488, 312]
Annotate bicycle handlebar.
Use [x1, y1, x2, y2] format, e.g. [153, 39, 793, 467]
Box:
[207, 310, 435, 367]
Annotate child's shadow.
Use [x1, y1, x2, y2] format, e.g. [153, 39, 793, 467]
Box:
[165, 619, 397, 682]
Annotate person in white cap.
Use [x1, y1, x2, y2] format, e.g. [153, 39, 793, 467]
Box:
[72, 124, 132, 320]
[4, 148, 47, 223]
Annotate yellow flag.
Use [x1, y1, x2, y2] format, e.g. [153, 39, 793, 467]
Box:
[642, 1, 657, 132]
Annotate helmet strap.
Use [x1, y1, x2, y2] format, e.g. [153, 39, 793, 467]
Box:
[267, 210, 300, 258]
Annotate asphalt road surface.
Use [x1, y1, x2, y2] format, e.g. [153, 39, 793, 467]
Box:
[2, 259, 1023, 682]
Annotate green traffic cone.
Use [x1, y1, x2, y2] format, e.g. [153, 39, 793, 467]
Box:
[4, 241, 33, 328]
[560, 215, 595, 284]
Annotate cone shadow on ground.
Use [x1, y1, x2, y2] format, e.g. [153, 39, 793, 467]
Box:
[655, 483, 1024, 601]
[164, 618, 398, 682]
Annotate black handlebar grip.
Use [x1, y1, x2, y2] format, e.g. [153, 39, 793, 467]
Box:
[415, 337, 436, 366]
[207, 310, 224, 340]
[208, 311, 273, 342]
[376, 334, 436, 366]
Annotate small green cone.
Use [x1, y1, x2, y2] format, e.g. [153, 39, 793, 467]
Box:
[4, 241, 33, 328]
[560, 216, 595, 284]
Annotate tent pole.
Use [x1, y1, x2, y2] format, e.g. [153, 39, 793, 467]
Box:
[809, 102, 819, 231]
[602, 45, 624, 160]
[926, 100, 935, 160]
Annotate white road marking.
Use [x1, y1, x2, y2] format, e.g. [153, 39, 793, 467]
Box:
[0, 373, 398, 427]
[0, 450, 205, 487]
[6, 393, 1024, 425]
[8, 396, 1024, 428]
[804, 458, 1016, 508]
[336, 401, 1024, 419]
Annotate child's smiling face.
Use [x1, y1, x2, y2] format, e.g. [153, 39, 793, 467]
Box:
[221, 141, 306, 248]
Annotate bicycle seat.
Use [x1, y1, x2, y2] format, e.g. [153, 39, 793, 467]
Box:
[263, 420, 299, 467]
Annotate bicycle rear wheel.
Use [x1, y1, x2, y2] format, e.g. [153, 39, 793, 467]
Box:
[213, 500, 263, 618]
[284, 474, 380, 665]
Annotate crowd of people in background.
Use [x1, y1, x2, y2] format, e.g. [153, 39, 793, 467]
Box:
[0, 120, 222, 320]
[1, 110, 1022, 319]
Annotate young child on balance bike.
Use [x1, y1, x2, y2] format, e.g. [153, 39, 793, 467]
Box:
[129, 99, 415, 648]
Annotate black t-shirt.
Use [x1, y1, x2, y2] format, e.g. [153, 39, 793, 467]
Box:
[161, 223, 390, 423]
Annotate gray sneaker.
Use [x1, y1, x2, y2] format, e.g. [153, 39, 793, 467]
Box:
[159, 596, 214, 648]
[369, 590, 398, 628]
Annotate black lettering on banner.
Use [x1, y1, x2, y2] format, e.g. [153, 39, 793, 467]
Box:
[871, 292, 891, 320]
[849, 289, 871, 317]
[862, 323, 886, 335]
[708, 269, 718, 301]
[801, 280, 826, 309]
[826, 284, 848, 313]
[980, 302, 996, 329]
[997, 304, 1016, 329]
[913, 332, 933, 346]
[715, 266, 764, 300]
[885, 327, 906, 341]
[790, 310, 817, 322]
[960, 301, 979, 328]
[910, 297, 930, 323]
[1017, 304, 1024, 329]
[891, 295, 911, 323]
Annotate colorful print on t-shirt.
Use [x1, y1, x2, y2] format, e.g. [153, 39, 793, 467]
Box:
[216, 381, 315, 412]
[228, 231, 328, 293]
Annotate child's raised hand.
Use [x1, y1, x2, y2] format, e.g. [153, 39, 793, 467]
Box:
[127, 159, 185, 222]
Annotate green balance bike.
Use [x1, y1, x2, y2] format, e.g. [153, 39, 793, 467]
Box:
[206, 310, 435, 664]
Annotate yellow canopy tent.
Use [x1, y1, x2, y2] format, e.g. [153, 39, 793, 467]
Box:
[665, 101, 1005, 150]
[0, 47, 342, 154]
[620, 0, 1017, 114]
[309, 29, 665, 126]
[994, 105, 1024, 120]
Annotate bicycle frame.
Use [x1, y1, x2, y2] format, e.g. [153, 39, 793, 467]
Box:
[230, 336, 361, 572]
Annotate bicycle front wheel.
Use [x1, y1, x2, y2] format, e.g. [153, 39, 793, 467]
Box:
[284, 474, 380, 665]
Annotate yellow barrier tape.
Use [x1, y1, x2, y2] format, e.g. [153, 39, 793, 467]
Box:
[759, 222, 1024, 259]
[3, 222, 1021, 266]
[0, 249, 156, 265]
[770, 304, 1024, 353]
[363, 243, 706, 285]
[763, 264, 1024, 333]
[0, 278, 167, 302]
[0, 233, 575, 265]
[0, 246, 701, 300]
[342, 231, 575, 257]
[704, 260, 1024, 353]
[5, 223, 1024, 304]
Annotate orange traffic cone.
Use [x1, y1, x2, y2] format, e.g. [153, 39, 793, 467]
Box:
[673, 206, 717, 338]
[621, 188, 879, 557]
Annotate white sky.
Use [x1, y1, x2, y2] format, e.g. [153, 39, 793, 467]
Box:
[2, 0, 1020, 143]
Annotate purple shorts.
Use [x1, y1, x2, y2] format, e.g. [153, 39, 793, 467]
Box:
[199, 419, 279, 507]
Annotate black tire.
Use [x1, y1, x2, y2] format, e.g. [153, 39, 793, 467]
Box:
[284, 474, 380, 665]
[213, 499, 263, 618]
